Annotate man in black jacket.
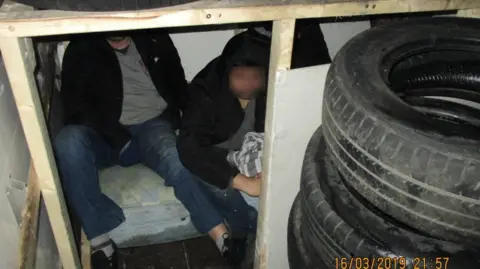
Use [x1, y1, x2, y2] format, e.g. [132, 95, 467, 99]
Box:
[178, 22, 331, 198]
[54, 31, 244, 268]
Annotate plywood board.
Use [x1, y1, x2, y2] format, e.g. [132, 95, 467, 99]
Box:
[258, 64, 329, 269]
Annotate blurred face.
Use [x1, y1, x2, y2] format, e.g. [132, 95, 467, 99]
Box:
[229, 66, 265, 99]
[106, 36, 131, 51]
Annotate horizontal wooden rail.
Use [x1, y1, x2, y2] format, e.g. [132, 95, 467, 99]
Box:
[0, 0, 479, 37]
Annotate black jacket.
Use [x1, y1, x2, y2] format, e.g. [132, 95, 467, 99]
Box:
[61, 30, 188, 151]
[178, 23, 331, 189]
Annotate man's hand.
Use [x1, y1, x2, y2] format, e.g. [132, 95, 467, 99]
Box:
[232, 174, 262, 197]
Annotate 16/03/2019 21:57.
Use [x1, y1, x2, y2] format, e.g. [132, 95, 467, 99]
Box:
[334, 257, 450, 269]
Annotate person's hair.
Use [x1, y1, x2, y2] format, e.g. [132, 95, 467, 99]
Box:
[232, 59, 263, 68]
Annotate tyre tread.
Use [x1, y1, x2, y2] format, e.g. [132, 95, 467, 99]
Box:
[322, 69, 480, 242]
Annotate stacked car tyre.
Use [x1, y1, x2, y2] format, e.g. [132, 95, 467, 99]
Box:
[9, 0, 198, 11]
[288, 17, 480, 269]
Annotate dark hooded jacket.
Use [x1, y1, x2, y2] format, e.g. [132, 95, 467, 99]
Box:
[178, 23, 331, 189]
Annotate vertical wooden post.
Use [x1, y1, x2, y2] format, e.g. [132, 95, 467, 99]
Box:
[81, 230, 91, 269]
[0, 37, 81, 269]
[18, 166, 41, 269]
[255, 19, 295, 269]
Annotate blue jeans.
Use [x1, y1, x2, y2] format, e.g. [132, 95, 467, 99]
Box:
[54, 117, 255, 239]
[196, 180, 258, 236]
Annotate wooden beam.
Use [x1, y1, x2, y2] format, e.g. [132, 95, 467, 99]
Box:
[17, 37, 59, 269]
[81, 230, 91, 269]
[255, 19, 295, 269]
[17, 165, 41, 269]
[457, 8, 480, 17]
[0, 37, 81, 269]
[0, 0, 479, 37]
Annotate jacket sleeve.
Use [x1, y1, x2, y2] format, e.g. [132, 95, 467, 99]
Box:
[158, 33, 189, 112]
[61, 42, 131, 150]
[178, 98, 240, 189]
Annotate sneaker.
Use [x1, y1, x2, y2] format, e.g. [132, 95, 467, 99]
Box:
[91, 244, 117, 269]
[222, 236, 247, 267]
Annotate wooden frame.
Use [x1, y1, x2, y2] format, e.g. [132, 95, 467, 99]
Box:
[0, 37, 80, 269]
[256, 18, 295, 269]
[18, 166, 41, 269]
[80, 231, 91, 269]
[0, 1, 479, 269]
[1, 0, 480, 37]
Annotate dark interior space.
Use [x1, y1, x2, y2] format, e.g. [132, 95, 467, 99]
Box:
[117, 236, 229, 269]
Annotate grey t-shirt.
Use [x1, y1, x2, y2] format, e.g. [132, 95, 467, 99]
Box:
[116, 42, 168, 125]
[215, 99, 256, 151]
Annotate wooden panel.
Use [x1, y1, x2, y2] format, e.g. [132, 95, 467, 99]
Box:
[0, 0, 479, 37]
[260, 65, 330, 269]
[255, 19, 295, 269]
[457, 8, 480, 17]
[81, 231, 91, 269]
[0, 37, 80, 269]
[17, 166, 41, 269]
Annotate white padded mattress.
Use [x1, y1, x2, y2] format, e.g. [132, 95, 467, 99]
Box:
[99, 164, 201, 248]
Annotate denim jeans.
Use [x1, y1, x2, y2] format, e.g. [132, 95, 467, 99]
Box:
[195, 179, 258, 236]
[54, 117, 254, 240]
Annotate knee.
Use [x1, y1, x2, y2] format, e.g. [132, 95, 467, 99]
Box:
[54, 125, 91, 158]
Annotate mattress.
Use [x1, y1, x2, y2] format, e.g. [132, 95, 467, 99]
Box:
[99, 164, 201, 248]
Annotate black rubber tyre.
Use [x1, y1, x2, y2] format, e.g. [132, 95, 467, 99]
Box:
[319, 138, 480, 268]
[288, 193, 311, 269]
[12, 0, 197, 11]
[302, 126, 480, 269]
[300, 127, 385, 268]
[322, 17, 480, 245]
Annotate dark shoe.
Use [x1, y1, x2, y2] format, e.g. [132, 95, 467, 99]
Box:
[222, 236, 247, 267]
[240, 234, 256, 269]
[91, 246, 117, 269]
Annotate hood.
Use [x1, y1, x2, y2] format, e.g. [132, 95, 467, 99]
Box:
[217, 29, 271, 86]
[188, 28, 272, 100]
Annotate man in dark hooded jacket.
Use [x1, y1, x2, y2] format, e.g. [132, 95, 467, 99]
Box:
[178, 21, 331, 197]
